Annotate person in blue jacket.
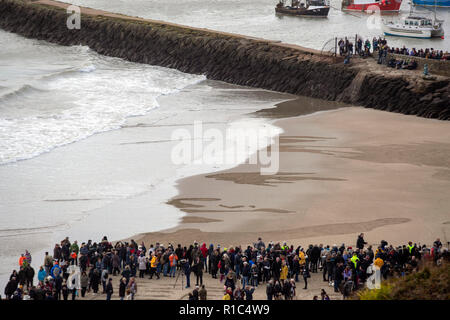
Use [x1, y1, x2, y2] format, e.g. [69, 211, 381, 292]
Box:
[37, 266, 47, 283]
[50, 262, 61, 279]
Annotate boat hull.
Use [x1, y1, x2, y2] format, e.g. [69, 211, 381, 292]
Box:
[342, 1, 402, 12]
[382, 25, 432, 38]
[411, 0, 450, 7]
[275, 6, 330, 17]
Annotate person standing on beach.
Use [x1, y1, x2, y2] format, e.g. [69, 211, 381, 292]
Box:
[106, 278, 113, 301]
[200, 243, 208, 272]
[138, 253, 146, 278]
[302, 265, 310, 290]
[210, 250, 219, 279]
[80, 271, 88, 297]
[183, 260, 191, 289]
[149, 253, 159, 279]
[272, 257, 281, 282]
[192, 256, 203, 286]
[119, 277, 126, 301]
[280, 260, 288, 284]
[266, 280, 274, 300]
[127, 277, 137, 300]
[169, 251, 178, 277]
[199, 285, 207, 300]
[112, 251, 120, 276]
[241, 262, 250, 288]
[357, 233, 367, 250]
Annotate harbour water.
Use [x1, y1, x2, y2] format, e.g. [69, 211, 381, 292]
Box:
[68, 0, 450, 51]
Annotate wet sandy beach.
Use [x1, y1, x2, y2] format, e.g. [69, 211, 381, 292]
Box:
[132, 102, 450, 248]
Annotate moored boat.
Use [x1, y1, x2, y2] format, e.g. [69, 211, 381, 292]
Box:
[341, 0, 403, 12]
[412, 0, 450, 7]
[275, 0, 331, 17]
[382, 1, 445, 38]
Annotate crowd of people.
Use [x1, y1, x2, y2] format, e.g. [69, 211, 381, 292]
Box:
[2, 234, 449, 300]
[387, 46, 449, 61]
[338, 36, 449, 62]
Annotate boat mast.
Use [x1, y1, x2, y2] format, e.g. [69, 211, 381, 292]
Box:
[434, 0, 437, 23]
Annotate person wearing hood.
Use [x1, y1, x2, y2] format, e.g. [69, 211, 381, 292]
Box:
[4, 276, 18, 300]
[38, 266, 47, 284]
[51, 261, 61, 279]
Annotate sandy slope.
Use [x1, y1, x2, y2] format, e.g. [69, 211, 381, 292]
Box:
[132, 105, 450, 249]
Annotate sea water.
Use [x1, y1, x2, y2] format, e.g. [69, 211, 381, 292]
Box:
[0, 29, 289, 289]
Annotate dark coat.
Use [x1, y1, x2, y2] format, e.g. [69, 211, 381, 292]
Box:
[119, 281, 126, 297]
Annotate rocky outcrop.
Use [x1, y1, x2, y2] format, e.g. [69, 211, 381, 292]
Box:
[1, 0, 449, 120]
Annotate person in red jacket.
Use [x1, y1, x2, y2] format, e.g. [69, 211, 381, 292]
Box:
[200, 243, 208, 272]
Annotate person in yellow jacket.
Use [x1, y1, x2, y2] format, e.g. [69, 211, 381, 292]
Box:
[350, 253, 360, 269]
[222, 287, 232, 300]
[374, 257, 384, 269]
[407, 241, 414, 254]
[149, 254, 159, 279]
[299, 251, 306, 266]
[280, 260, 288, 282]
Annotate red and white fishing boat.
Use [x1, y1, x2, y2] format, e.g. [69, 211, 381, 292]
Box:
[341, 0, 402, 12]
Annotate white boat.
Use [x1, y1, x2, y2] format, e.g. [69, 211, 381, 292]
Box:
[381, 2, 444, 39]
[382, 16, 444, 38]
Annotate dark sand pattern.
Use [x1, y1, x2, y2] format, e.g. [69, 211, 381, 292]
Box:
[181, 216, 222, 224]
[205, 172, 346, 187]
[254, 96, 348, 119]
[219, 204, 246, 209]
[168, 197, 292, 214]
[167, 198, 221, 209]
[432, 169, 450, 181]
[184, 208, 293, 214]
[343, 142, 450, 168]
